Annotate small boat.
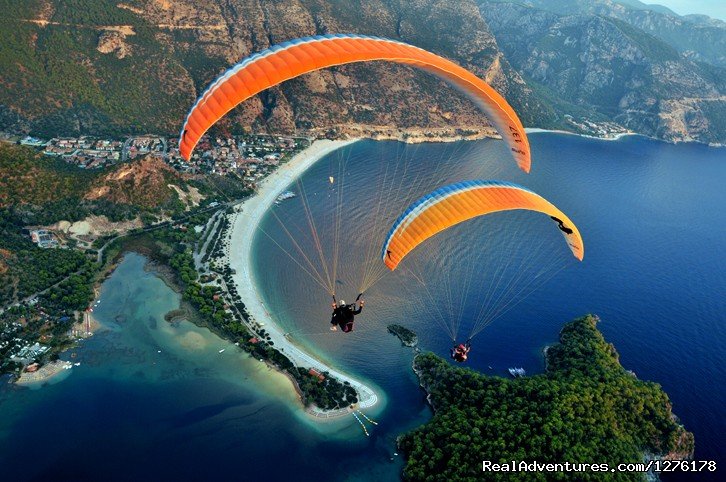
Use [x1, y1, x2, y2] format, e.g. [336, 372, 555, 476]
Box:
[73, 362, 81, 367]
[276, 191, 296, 202]
[218, 349, 226, 353]
[508, 367, 526, 378]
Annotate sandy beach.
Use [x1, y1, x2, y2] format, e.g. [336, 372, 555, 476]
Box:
[16, 360, 72, 385]
[226, 139, 379, 415]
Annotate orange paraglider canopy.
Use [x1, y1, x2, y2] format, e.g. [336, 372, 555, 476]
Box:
[382, 180, 584, 271]
[179, 34, 530, 172]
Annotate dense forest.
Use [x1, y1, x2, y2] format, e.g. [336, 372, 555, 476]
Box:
[399, 315, 694, 481]
[0, 210, 90, 306]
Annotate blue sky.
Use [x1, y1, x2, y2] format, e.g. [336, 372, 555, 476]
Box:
[654, 1, 726, 21]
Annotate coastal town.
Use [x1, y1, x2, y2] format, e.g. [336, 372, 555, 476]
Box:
[11, 132, 309, 176]
[0, 131, 311, 381]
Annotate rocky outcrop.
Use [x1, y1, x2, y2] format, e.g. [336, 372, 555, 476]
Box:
[86, 155, 187, 208]
[97, 31, 132, 59]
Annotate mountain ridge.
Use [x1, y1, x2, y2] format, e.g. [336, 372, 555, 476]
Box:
[481, 0, 726, 143]
[0, 0, 723, 143]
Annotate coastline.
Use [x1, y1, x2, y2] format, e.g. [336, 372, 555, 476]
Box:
[527, 127, 724, 147]
[226, 139, 379, 417]
[15, 360, 72, 385]
[525, 127, 638, 141]
[13, 296, 102, 386]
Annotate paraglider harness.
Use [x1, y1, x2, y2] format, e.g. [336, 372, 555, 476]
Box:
[330, 293, 364, 333]
[451, 340, 471, 363]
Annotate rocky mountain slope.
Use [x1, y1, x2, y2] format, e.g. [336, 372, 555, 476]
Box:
[480, 1, 726, 143]
[498, 0, 726, 67]
[0, 0, 550, 140]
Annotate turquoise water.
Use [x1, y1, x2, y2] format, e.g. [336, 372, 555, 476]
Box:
[0, 254, 411, 481]
[1, 134, 724, 481]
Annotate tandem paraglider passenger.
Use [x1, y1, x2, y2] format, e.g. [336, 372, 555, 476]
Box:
[451, 341, 471, 363]
[330, 294, 364, 333]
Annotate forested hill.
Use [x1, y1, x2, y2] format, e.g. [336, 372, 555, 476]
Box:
[0, 143, 203, 225]
[399, 315, 694, 481]
[1, 0, 723, 143]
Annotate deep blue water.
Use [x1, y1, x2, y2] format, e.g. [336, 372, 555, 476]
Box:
[0, 134, 724, 481]
[253, 134, 725, 479]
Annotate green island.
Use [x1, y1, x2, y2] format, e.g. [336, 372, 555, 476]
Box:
[399, 315, 694, 481]
[387, 324, 419, 347]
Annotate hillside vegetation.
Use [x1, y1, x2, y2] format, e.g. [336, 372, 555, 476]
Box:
[0, 0, 556, 139]
[0, 142, 246, 306]
[0, 143, 202, 224]
[2, 0, 724, 143]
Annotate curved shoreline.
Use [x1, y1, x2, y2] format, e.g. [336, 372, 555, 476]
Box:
[227, 139, 379, 417]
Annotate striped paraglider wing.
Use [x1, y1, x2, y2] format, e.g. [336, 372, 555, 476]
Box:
[179, 34, 530, 172]
[381, 180, 584, 270]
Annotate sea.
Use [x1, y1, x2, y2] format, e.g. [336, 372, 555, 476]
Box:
[0, 133, 723, 481]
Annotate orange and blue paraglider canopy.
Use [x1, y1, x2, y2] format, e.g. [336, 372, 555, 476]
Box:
[382, 180, 584, 271]
[180, 34, 530, 172]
